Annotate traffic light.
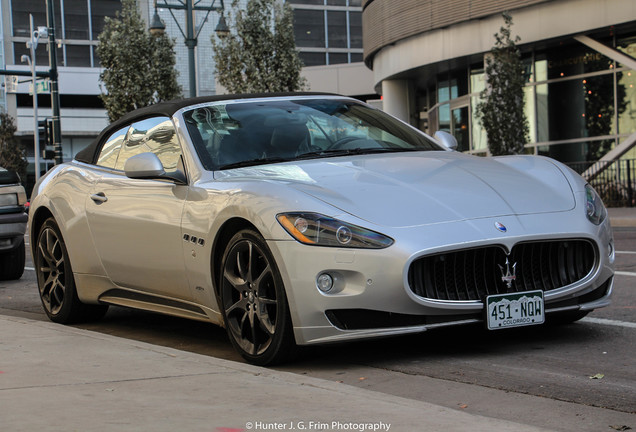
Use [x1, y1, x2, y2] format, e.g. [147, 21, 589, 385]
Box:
[37, 119, 54, 148]
[37, 119, 48, 147]
[38, 119, 55, 160]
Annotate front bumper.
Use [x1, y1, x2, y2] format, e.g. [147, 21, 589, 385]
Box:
[0, 211, 27, 253]
[267, 209, 614, 345]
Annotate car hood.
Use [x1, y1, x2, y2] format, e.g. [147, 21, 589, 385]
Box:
[216, 152, 575, 228]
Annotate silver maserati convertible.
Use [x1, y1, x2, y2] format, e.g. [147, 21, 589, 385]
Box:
[28, 94, 614, 365]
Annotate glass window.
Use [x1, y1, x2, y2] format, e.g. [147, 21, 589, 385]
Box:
[65, 45, 92, 66]
[449, 72, 468, 98]
[452, 107, 469, 152]
[91, 0, 122, 40]
[535, 58, 548, 82]
[327, 11, 347, 48]
[327, 0, 346, 5]
[97, 126, 128, 168]
[288, 0, 324, 4]
[11, 0, 58, 38]
[114, 117, 182, 172]
[524, 85, 536, 144]
[329, 53, 348, 64]
[349, 11, 362, 49]
[92, 46, 101, 67]
[14, 42, 48, 65]
[300, 52, 326, 66]
[438, 104, 450, 133]
[470, 70, 487, 152]
[536, 75, 616, 145]
[537, 141, 593, 164]
[544, 45, 613, 80]
[438, 80, 450, 104]
[64, 0, 89, 39]
[14, 42, 63, 66]
[617, 36, 636, 68]
[293, 10, 325, 48]
[617, 70, 636, 135]
[351, 53, 363, 63]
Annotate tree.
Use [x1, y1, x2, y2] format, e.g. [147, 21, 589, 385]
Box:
[212, 0, 307, 93]
[97, 0, 181, 122]
[0, 112, 27, 181]
[476, 12, 529, 156]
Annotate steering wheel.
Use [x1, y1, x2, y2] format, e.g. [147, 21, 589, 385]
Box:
[325, 136, 363, 150]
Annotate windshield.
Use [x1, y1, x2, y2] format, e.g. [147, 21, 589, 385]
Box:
[182, 98, 441, 171]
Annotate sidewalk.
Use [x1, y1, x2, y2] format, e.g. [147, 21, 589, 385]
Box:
[0, 314, 552, 432]
[608, 207, 636, 228]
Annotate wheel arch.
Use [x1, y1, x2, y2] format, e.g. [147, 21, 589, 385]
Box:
[211, 217, 259, 299]
[29, 207, 55, 255]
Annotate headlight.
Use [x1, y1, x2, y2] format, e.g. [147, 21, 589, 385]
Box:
[277, 213, 394, 249]
[585, 184, 607, 225]
[0, 193, 18, 207]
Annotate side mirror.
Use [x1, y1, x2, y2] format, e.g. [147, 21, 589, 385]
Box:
[124, 153, 186, 184]
[434, 131, 458, 151]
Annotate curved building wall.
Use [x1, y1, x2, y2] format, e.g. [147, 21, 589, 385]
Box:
[362, 0, 548, 68]
[362, 0, 636, 164]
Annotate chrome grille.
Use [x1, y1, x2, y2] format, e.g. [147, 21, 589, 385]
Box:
[408, 240, 596, 301]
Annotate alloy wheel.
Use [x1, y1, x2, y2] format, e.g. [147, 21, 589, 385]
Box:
[37, 225, 67, 315]
[222, 238, 280, 357]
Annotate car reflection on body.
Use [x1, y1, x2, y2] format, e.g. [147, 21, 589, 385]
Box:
[28, 93, 614, 365]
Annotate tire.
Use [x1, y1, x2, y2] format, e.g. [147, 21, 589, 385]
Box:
[35, 218, 108, 323]
[0, 239, 25, 280]
[219, 229, 296, 365]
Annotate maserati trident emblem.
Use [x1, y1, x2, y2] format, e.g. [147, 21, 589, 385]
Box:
[498, 257, 517, 288]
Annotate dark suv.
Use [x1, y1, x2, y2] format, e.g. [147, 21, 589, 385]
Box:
[0, 167, 27, 280]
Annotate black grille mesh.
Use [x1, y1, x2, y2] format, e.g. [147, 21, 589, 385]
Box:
[408, 240, 596, 301]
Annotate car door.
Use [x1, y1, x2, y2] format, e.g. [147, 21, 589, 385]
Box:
[85, 116, 191, 300]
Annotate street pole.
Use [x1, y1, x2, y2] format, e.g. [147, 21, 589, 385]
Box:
[185, 1, 197, 98]
[151, 0, 228, 98]
[28, 15, 40, 183]
[46, 0, 62, 165]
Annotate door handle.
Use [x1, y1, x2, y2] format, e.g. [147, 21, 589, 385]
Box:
[90, 192, 108, 203]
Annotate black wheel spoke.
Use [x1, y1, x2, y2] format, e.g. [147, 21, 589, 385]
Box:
[236, 243, 253, 282]
[223, 267, 246, 293]
[225, 297, 248, 316]
[257, 306, 276, 336]
[259, 296, 277, 305]
[253, 263, 271, 290]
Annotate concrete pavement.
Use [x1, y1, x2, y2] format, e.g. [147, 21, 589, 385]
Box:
[0, 314, 552, 432]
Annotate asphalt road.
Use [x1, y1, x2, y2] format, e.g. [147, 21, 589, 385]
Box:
[1, 229, 635, 432]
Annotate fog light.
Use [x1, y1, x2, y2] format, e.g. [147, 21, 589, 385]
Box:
[317, 273, 334, 293]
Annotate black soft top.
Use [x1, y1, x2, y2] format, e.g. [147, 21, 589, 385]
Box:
[75, 92, 339, 164]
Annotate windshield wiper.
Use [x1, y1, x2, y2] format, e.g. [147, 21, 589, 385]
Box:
[297, 147, 419, 160]
[219, 157, 294, 170]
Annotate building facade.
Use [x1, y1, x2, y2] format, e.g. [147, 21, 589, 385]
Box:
[364, 0, 636, 163]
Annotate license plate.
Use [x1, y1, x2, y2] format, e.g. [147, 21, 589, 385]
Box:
[486, 290, 545, 330]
